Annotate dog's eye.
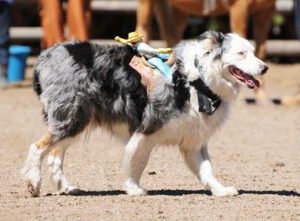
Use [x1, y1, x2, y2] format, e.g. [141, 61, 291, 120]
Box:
[238, 51, 245, 56]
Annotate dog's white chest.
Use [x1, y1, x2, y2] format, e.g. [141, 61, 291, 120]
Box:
[187, 104, 228, 144]
[155, 100, 229, 148]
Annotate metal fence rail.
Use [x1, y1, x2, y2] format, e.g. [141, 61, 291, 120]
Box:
[91, 0, 294, 13]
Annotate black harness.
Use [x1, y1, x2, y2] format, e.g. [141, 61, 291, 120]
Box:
[189, 78, 222, 115]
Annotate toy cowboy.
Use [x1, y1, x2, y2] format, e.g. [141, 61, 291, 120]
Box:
[115, 31, 221, 115]
[115, 31, 174, 82]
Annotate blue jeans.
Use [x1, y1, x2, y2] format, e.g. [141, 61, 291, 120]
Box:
[147, 56, 173, 81]
[296, 0, 300, 39]
[0, 2, 10, 66]
[0, 2, 10, 81]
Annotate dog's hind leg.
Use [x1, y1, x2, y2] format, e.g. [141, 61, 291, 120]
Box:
[22, 132, 55, 197]
[22, 97, 91, 196]
[47, 136, 80, 195]
[123, 133, 154, 196]
[182, 145, 238, 196]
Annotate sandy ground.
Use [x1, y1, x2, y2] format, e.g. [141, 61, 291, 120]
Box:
[0, 63, 299, 221]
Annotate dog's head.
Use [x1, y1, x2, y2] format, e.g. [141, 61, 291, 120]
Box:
[175, 31, 268, 90]
[217, 32, 268, 89]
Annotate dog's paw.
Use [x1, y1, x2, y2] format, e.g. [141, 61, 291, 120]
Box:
[212, 186, 238, 197]
[126, 186, 148, 196]
[26, 180, 41, 197]
[22, 166, 41, 197]
[124, 180, 147, 196]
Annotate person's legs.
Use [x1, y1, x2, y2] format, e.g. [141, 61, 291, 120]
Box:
[0, 2, 11, 85]
[295, 0, 300, 39]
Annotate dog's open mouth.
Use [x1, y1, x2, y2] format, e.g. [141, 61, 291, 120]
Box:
[228, 66, 260, 89]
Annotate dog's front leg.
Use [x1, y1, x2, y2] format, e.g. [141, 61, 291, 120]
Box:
[182, 145, 238, 196]
[123, 133, 154, 196]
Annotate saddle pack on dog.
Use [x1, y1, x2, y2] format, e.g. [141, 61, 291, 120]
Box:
[129, 56, 154, 87]
[129, 54, 175, 87]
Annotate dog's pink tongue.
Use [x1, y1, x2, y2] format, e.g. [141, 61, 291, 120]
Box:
[246, 76, 260, 89]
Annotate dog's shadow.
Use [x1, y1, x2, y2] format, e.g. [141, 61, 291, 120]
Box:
[58, 189, 300, 197]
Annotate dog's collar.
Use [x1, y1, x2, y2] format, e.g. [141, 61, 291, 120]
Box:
[189, 78, 222, 115]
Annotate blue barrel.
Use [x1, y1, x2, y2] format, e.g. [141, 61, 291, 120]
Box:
[7, 45, 31, 83]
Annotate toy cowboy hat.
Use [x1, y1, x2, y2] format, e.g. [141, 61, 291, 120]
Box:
[115, 31, 143, 44]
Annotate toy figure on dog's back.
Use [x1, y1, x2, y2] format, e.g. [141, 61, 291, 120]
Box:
[115, 32, 174, 82]
[115, 31, 221, 115]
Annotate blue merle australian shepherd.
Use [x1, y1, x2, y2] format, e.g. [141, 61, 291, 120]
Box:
[22, 31, 268, 197]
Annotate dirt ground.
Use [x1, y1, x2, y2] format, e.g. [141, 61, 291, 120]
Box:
[0, 63, 299, 221]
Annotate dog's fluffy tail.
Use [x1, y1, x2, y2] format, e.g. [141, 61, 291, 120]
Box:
[33, 69, 42, 96]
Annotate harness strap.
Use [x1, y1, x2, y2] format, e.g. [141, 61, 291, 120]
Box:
[189, 78, 222, 115]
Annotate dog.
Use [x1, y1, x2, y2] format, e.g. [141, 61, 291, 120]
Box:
[22, 31, 268, 197]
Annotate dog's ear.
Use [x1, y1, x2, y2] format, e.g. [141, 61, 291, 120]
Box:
[198, 31, 226, 60]
[198, 31, 225, 45]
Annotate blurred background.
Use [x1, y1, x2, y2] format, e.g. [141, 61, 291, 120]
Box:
[7, 0, 299, 56]
[1, 0, 300, 105]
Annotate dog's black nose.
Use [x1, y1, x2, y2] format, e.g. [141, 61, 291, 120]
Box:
[261, 65, 268, 75]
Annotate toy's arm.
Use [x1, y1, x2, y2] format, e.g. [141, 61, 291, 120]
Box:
[137, 42, 172, 56]
[156, 48, 172, 54]
[115, 36, 132, 45]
